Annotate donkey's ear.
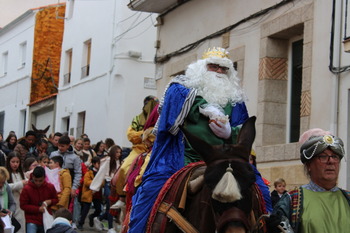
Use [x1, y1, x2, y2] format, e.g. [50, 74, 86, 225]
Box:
[180, 125, 215, 162]
[43, 125, 50, 133]
[236, 116, 256, 150]
[32, 124, 38, 131]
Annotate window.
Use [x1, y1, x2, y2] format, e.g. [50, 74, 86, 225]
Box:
[67, 0, 75, 19]
[288, 39, 303, 142]
[81, 39, 91, 78]
[76, 111, 86, 137]
[62, 117, 70, 133]
[19, 109, 26, 137]
[64, 49, 73, 85]
[1, 51, 8, 76]
[19, 42, 27, 67]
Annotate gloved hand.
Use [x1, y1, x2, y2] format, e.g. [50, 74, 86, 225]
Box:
[209, 120, 231, 139]
[265, 214, 282, 233]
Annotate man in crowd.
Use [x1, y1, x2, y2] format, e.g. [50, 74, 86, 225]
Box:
[268, 128, 350, 232]
[14, 130, 37, 165]
[128, 47, 249, 232]
[47, 132, 62, 156]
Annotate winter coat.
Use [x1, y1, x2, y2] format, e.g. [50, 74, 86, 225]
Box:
[271, 189, 287, 208]
[8, 173, 26, 233]
[0, 183, 16, 213]
[20, 179, 58, 225]
[47, 217, 77, 233]
[50, 148, 82, 190]
[81, 169, 103, 203]
[52, 169, 72, 210]
[46, 224, 77, 233]
[0, 150, 5, 167]
[14, 140, 33, 165]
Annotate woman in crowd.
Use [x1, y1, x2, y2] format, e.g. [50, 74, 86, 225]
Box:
[94, 141, 107, 158]
[90, 145, 123, 232]
[6, 152, 27, 233]
[0, 167, 17, 230]
[2, 133, 17, 155]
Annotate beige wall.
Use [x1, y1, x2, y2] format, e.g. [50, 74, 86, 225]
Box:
[153, 0, 350, 189]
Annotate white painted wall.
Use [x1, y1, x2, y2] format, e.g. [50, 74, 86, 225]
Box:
[57, 0, 157, 147]
[0, 11, 36, 137]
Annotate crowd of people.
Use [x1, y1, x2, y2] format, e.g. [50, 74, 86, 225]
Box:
[0, 46, 349, 233]
[0, 129, 125, 233]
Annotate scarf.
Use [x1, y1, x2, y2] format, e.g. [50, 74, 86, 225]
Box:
[0, 183, 8, 210]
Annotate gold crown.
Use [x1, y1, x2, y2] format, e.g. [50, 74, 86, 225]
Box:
[202, 47, 230, 59]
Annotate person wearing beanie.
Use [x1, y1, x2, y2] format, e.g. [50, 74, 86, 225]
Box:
[267, 128, 350, 233]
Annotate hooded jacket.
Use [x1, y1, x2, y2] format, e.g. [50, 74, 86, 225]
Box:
[20, 179, 58, 225]
[47, 217, 77, 233]
[50, 147, 82, 190]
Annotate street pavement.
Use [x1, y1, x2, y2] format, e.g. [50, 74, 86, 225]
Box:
[74, 209, 121, 233]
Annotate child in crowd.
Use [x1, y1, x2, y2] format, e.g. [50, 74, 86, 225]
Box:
[82, 138, 96, 167]
[49, 156, 72, 210]
[20, 166, 58, 233]
[78, 156, 103, 230]
[47, 208, 77, 233]
[270, 178, 287, 208]
[6, 152, 27, 233]
[23, 157, 39, 179]
[50, 135, 82, 200]
[38, 155, 49, 168]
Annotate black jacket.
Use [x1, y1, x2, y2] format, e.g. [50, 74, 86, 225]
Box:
[47, 224, 77, 233]
[271, 189, 287, 208]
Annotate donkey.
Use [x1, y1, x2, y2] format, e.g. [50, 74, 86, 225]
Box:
[147, 116, 267, 233]
[32, 124, 50, 140]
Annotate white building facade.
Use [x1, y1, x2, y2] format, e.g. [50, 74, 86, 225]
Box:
[0, 10, 36, 137]
[56, 0, 157, 146]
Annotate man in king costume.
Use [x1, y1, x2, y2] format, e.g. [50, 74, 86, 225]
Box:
[128, 47, 249, 232]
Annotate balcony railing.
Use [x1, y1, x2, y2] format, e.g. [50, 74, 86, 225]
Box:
[63, 72, 71, 85]
[81, 65, 90, 78]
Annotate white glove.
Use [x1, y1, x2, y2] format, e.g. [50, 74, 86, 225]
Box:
[209, 120, 231, 139]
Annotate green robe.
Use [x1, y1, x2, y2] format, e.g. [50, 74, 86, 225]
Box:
[183, 96, 240, 165]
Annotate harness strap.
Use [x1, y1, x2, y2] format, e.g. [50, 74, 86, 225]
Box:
[158, 202, 199, 233]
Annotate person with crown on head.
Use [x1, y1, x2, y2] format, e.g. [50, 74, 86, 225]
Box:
[127, 47, 249, 233]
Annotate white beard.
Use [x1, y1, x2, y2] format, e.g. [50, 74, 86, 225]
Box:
[183, 60, 245, 107]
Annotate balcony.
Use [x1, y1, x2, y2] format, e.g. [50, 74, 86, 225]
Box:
[63, 72, 71, 85]
[128, 0, 180, 13]
[81, 65, 90, 79]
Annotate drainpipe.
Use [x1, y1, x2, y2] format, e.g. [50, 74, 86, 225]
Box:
[329, 0, 343, 135]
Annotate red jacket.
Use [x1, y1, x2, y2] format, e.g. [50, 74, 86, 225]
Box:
[20, 179, 58, 225]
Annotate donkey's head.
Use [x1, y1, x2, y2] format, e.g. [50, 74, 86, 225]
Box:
[32, 124, 50, 139]
[182, 116, 257, 233]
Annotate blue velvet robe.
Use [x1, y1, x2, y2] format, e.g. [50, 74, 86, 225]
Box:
[128, 82, 248, 232]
